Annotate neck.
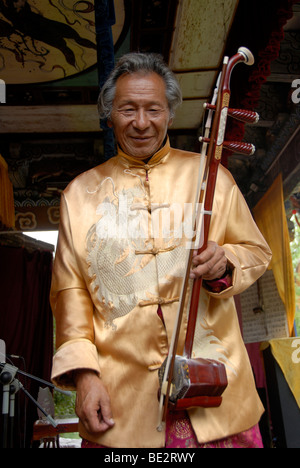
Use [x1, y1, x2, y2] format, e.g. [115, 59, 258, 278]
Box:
[117, 137, 170, 166]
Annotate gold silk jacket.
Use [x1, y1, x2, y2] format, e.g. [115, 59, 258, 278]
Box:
[51, 139, 272, 448]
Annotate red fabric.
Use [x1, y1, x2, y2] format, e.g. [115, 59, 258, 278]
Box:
[165, 411, 263, 448]
[0, 245, 53, 447]
[203, 273, 232, 293]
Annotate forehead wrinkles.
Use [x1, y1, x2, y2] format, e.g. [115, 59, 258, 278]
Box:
[114, 72, 168, 107]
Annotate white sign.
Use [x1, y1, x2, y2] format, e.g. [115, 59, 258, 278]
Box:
[240, 270, 289, 343]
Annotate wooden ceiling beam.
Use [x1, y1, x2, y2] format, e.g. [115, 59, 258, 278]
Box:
[0, 105, 100, 134]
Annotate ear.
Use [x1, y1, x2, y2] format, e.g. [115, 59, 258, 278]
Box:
[107, 119, 113, 128]
[168, 118, 173, 128]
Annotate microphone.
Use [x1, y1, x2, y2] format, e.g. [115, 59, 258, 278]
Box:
[7, 354, 22, 360]
[0, 341, 72, 396]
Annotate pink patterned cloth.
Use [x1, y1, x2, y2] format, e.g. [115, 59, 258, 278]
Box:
[81, 410, 263, 448]
[165, 410, 263, 448]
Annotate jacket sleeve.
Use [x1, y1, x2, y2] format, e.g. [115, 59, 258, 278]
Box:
[207, 168, 272, 300]
[50, 193, 100, 389]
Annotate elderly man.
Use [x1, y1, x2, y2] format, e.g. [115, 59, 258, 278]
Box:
[50, 53, 271, 448]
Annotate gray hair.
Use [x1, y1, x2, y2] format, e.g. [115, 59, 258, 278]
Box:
[98, 52, 182, 120]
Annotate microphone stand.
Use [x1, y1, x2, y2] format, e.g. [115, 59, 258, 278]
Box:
[0, 362, 71, 448]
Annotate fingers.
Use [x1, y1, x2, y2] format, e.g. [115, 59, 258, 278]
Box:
[190, 241, 227, 280]
[74, 370, 115, 435]
[77, 390, 114, 434]
[97, 398, 115, 432]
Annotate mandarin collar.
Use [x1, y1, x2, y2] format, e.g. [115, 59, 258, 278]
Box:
[116, 138, 170, 168]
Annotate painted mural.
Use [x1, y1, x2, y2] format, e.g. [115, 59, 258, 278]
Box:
[0, 0, 125, 84]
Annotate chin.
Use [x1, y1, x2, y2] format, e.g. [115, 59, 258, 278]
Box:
[129, 149, 154, 159]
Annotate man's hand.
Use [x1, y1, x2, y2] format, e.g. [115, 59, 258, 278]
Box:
[74, 370, 114, 435]
[190, 241, 227, 281]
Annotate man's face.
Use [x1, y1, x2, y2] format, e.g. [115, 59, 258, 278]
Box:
[108, 72, 173, 159]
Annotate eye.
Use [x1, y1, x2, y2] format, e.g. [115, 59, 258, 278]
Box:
[121, 108, 135, 116]
[148, 108, 161, 115]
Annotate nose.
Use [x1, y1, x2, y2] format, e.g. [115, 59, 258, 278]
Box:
[132, 109, 150, 131]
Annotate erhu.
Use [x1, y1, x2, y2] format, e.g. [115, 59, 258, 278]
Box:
[157, 47, 259, 431]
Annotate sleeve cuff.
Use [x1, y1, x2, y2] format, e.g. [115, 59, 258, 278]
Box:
[51, 339, 101, 390]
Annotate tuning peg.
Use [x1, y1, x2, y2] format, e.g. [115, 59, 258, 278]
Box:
[199, 137, 255, 156]
[204, 103, 259, 124]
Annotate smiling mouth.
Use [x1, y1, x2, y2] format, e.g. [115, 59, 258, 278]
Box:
[134, 139, 150, 143]
[130, 136, 153, 141]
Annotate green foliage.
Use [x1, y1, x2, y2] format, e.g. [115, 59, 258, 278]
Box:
[52, 318, 76, 417]
[53, 389, 76, 418]
[290, 215, 300, 335]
